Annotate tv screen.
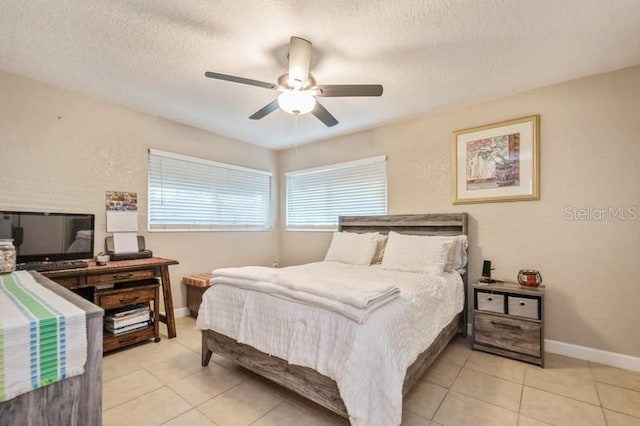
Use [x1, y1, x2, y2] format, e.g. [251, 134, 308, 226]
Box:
[0, 211, 95, 263]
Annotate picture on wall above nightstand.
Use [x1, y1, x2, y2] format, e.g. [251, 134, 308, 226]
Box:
[452, 115, 540, 204]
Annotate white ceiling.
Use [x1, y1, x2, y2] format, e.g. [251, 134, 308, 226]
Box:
[1, 1, 639, 150]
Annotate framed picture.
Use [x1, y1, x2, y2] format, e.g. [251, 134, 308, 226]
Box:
[452, 115, 539, 204]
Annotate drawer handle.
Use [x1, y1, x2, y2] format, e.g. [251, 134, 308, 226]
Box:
[491, 321, 522, 330]
[118, 296, 140, 304]
[520, 302, 526, 306]
[487, 297, 493, 301]
[112, 273, 134, 279]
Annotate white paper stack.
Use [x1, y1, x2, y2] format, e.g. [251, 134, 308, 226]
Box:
[113, 232, 139, 253]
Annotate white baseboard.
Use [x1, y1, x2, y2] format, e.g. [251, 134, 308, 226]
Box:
[173, 307, 190, 318]
[466, 323, 639, 372]
[545, 339, 640, 372]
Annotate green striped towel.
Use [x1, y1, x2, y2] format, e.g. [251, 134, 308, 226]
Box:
[0, 271, 87, 403]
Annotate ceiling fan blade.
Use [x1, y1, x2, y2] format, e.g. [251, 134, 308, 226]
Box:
[316, 84, 383, 97]
[288, 37, 312, 88]
[205, 71, 277, 90]
[249, 99, 280, 120]
[311, 100, 338, 127]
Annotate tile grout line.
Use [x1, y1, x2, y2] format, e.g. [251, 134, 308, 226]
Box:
[195, 380, 244, 410]
[447, 388, 524, 416]
[159, 398, 201, 426]
[429, 344, 471, 422]
[464, 361, 526, 385]
[602, 407, 640, 421]
[167, 323, 247, 424]
[518, 358, 610, 410]
[102, 324, 204, 421]
[452, 348, 526, 415]
[248, 400, 286, 425]
[103, 385, 192, 420]
[102, 375, 166, 413]
[589, 359, 640, 393]
[444, 380, 522, 414]
[445, 346, 533, 417]
[402, 408, 431, 423]
[518, 367, 527, 419]
[194, 402, 220, 425]
[108, 324, 640, 425]
[101, 361, 144, 384]
[522, 383, 607, 409]
[276, 392, 346, 424]
[590, 361, 610, 425]
[178, 324, 247, 424]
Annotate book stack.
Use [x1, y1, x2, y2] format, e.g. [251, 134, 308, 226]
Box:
[104, 304, 151, 335]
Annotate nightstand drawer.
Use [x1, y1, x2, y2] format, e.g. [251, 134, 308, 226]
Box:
[476, 291, 505, 313]
[474, 312, 541, 357]
[508, 295, 539, 319]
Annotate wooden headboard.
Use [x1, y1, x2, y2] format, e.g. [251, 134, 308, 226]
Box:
[339, 213, 469, 336]
[339, 213, 468, 236]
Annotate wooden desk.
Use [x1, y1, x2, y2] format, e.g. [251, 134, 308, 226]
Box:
[42, 257, 179, 339]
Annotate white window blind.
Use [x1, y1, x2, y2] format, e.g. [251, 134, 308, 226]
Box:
[286, 156, 387, 230]
[148, 149, 272, 231]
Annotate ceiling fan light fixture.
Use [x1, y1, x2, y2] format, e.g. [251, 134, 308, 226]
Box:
[204, 35, 382, 127]
[278, 91, 316, 115]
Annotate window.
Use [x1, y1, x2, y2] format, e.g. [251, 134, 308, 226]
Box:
[286, 156, 387, 230]
[148, 149, 271, 231]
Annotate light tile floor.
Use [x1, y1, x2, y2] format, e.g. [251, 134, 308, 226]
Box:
[102, 317, 640, 426]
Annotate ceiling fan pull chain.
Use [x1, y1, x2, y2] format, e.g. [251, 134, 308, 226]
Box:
[293, 114, 299, 153]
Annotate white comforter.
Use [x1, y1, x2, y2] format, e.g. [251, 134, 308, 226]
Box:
[197, 262, 464, 426]
[212, 264, 400, 323]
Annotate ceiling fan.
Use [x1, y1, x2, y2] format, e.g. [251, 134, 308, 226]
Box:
[204, 36, 383, 127]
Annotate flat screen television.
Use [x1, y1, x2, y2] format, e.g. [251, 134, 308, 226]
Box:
[0, 211, 95, 263]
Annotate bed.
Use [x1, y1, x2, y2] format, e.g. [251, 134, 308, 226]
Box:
[198, 213, 468, 425]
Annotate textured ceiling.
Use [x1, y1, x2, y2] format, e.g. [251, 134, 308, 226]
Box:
[1, 1, 639, 150]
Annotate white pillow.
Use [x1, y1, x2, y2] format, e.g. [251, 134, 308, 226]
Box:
[381, 232, 453, 275]
[443, 235, 468, 273]
[324, 232, 379, 266]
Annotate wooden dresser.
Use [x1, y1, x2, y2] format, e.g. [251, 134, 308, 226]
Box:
[0, 273, 104, 425]
[472, 281, 545, 366]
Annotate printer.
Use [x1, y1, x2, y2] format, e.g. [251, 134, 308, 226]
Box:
[105, 236, 153, 261]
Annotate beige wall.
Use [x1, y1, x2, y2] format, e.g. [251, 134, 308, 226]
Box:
[0, 70, 279, 310]
[1, 65, 638, 358]
[279, 65, 640, 357]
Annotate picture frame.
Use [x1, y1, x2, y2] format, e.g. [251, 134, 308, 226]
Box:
[452, 115, 539, 204]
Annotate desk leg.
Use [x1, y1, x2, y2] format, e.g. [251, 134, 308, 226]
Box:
[159, 265, 177, 338]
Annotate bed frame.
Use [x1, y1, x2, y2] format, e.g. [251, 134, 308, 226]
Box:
[201, 213, 468, 418]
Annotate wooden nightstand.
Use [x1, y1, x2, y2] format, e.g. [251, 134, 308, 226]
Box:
[472, 281, 545, 367]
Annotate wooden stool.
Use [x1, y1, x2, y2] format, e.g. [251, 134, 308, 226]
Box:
[182, 272, 213, 318]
